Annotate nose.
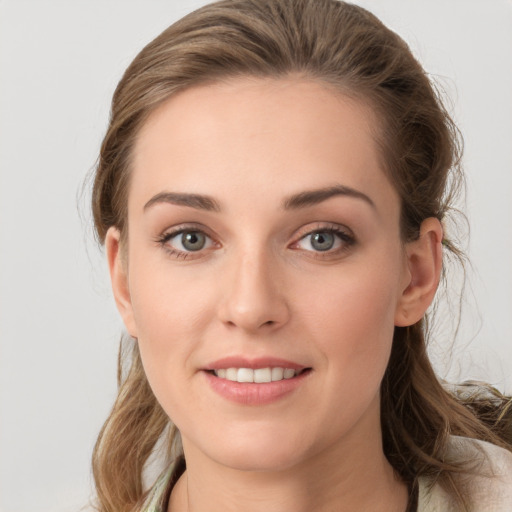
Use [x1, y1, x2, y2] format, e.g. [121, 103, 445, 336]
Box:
[218, 248, 290, 333]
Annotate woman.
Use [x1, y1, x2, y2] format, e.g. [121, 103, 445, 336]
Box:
[90, 1, 512, 511]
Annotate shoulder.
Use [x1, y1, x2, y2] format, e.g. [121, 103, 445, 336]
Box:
[418, 436, 512, 512]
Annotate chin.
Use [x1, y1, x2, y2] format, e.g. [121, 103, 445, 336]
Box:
[184, 422, 314, 473]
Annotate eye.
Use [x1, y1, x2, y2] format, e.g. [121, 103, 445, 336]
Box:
[178, 231, 208, 251]
[157, 228, 215, 257]
[294, 226, 355, 254]
[306, 231, 337, 251]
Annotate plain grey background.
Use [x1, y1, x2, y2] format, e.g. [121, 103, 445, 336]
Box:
[1, 1, 511, 511]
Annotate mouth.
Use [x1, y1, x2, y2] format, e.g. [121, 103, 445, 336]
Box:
[208, 367, 311, 383]
[203, 357, 312, 404]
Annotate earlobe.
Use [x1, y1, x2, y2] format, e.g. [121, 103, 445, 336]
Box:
[394, 218, 443, 327]
[105, 227, 138, 338]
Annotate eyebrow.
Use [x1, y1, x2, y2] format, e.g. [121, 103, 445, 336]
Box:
[143, 192, 221, 212]
[283, 184, 376, 210]
[143, 184, 375, 213]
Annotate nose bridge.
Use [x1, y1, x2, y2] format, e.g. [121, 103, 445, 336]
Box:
[219, 242, 289, 332]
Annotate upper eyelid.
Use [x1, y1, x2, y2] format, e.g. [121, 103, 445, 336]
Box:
[160, 223, 215, 238]
[292, 222, 354, 240]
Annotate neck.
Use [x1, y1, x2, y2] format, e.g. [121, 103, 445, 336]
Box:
[169, 399, 409, 512]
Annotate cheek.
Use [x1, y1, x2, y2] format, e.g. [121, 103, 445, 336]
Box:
[128, 236, 216, 329]
[126, 251, 218, 389]
[299, 253, 403, 382]
[289, 257, 402, 440]
[303, 255, 400, 333]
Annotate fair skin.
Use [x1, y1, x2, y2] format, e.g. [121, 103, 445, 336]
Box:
[106, 78, 443, 512]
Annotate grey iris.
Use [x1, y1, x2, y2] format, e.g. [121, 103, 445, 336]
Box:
[311, 231, 335, 251]
[182, 231, 206, 251]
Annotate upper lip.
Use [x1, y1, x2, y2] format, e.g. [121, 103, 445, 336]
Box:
[204, 356, 308, 371]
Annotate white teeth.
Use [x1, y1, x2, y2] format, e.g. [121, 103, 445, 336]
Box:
[271, 367, 284, 381]
[226, 368, 238, 381]
[254, 368, 272, 383]
[213, 367, 299, 383]
[237, 368, 253, 383]
[283, 368, 295, 379]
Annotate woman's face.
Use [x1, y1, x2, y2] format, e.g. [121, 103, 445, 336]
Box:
[109, 78, 415, 471]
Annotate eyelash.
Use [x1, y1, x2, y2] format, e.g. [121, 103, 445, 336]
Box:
[155, 223, 356, 260]
[155, 225, 216, 260]
[291, 224, 356, 259]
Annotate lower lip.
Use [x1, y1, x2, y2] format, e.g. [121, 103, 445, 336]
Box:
[203, 370, 311, 405]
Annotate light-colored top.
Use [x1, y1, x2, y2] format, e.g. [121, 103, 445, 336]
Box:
[418, 437, 512, 511]
[140, 437, 512, 511]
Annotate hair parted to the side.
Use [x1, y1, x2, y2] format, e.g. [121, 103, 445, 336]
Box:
[91, 1, 512, 511]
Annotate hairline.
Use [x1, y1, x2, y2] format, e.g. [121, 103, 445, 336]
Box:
[116, 72, 397, 251]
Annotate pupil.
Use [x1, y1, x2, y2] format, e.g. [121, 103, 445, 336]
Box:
[311, 232, 334, 251]
[182, 232, 205, 251]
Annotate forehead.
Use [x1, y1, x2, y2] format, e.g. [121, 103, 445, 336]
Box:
[130, 77, 398, 216]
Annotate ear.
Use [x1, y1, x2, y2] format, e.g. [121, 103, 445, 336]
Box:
[105, 227, 138, 338]
[394, 217, 443, 327]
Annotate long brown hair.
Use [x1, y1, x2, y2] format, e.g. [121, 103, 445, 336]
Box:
[91, 1, 511, 510]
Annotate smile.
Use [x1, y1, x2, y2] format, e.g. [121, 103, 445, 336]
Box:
[204, 366, 312, 405]
[213, 367, 300, 383]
